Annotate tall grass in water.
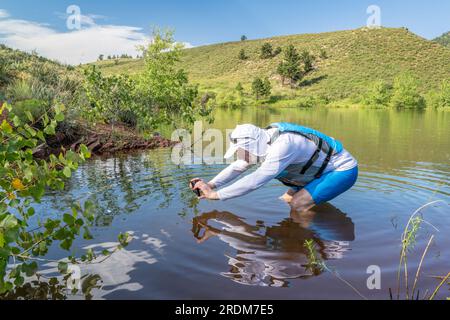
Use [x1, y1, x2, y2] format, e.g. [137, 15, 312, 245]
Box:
[303, 239, 368, 300]
[394, 200, 448, 300]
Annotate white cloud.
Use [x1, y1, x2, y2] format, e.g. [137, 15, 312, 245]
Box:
[0, 9, 193, 65]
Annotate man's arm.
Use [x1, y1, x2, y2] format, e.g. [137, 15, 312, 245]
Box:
[217, 138, 297, 200]
[208, 160, 251, 189]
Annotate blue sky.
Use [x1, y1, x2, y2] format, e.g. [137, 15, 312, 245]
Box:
[0, 0, 449, 64]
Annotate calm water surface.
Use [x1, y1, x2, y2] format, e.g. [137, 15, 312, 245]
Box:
[37, 107, 449, 299]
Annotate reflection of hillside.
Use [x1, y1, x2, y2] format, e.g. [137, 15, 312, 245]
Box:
[192, 203, 355, 287]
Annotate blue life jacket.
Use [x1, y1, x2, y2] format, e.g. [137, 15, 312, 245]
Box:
[267, 122, 344, 182]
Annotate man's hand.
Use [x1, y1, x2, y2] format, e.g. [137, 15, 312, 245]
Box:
[193, 180, 219, 200]
[189, 178, 216, 190]
[189, 178, 203, 190]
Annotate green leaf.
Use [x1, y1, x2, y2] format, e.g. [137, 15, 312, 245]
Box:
[86, 248, 95, 261]
[55, 113, 65, 122]
[0, 120, 12, 134]
[0, 232, 4, 248]
[60, 238, 72, 251]
[21, 261, 38, 277]
[0, 215, 18, 229]
[63, 167, 72, 178]
[24, 110, 34, 122]
[58, 261, 68, 274]
[83, 227, 93, 240]
[14, 275, 24, 286]
[29, 183, 45, 202]
[26, 207, 35, 217]
[43, 124, 55, 135]
[63, 213, 75, 226]
[23, 168, 33, 181]
[24, 125, 36, 137]
[12, 116, 21, 127]
[118, 232, 133, 248]
[80, 144, 91, 159]
[36, 130, 45, 142]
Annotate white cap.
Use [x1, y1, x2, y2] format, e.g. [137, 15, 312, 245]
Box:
[224, 124, 269, 159]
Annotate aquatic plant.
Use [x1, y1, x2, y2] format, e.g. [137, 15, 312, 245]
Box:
[394, 200, 447, 300]
[303, 239, 324, 274]
[303, 239, 367, 300]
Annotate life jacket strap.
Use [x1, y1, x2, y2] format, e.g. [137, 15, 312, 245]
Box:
[300, 138, 323, 175]
[315, 146, 334, 179]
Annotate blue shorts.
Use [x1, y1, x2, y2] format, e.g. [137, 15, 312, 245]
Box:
[291, 166, 358, 205]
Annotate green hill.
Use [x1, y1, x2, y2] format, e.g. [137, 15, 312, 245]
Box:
[0, 44, 79, 100]
[90, 27, 450, 102]
[433, 31, 450, 48]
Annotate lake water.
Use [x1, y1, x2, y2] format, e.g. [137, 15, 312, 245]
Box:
[37, 107, 449, 300]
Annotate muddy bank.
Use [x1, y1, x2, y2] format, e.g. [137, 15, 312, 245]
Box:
[33, 122, 176, 159]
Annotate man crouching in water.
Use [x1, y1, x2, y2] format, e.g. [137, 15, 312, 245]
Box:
[190, 123, 358, 212]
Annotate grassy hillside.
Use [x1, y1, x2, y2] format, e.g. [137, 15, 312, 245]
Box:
[0, 44, 80, 101]
[433, 31, 450, 48]
[90, 27, 450, 102]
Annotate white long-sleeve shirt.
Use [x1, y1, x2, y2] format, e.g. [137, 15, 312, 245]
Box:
[211, 131, 357, 201]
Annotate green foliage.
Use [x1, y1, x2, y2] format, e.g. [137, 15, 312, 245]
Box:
[83, 66, 137, 127]
[215, 90, 245, 109]
[391, 73, 425, 109]
[238, 49, 248, 60]
[319, 48, 328, 59]
[252, 77, 271, 100]
[0, 54, 13, 93]
[426, 79, 450, 108]
[273, 47, 282, 57]
[0, 99, 130, 298]
[293, 96, 320, 108]
[81, 29, 212, 131]
[0, 46, 84, 134]
[433, 31, 450, 48]
[22, 62, 82, 109]
[90, 28, 450, 106]
[235, 82, 244, 95]
[300, 50, 316, 74]
[362, 80, 392, 107]
[6, 80, 33, 102]
[304, 239, 324, 275]
[9, 99, 49, 127]
[260, 43, 274, 59]
[277, 45, 303, 87]
[0, 100, 118, 296]
[136, 28, 208, 129]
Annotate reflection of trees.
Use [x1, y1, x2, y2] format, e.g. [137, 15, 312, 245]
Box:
[0, 274, 101, 300]
[192, 203, 355, 287]
[46, 150, 199, 226]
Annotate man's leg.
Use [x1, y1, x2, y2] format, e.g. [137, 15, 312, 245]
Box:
[290, 167, 359, 213]
[280, 188, 296, 203]
[289, 189, 316, 213]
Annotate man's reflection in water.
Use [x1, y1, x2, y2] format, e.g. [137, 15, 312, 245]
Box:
[192, 203, 355, 287]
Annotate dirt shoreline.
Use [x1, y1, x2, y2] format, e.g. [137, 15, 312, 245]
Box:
[32, 122, 176, 159]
